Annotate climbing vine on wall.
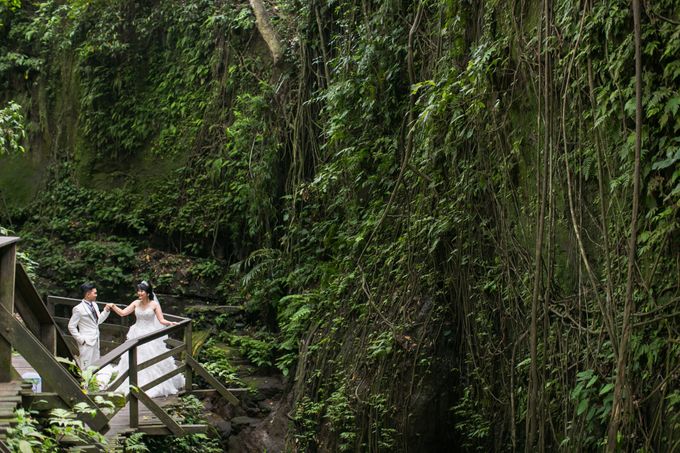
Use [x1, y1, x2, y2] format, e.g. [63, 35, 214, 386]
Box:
[0, 0, 678, 451]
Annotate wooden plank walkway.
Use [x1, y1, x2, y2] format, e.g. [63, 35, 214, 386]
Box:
[10, 353, 201, 441]
[104, 395, 180, 441]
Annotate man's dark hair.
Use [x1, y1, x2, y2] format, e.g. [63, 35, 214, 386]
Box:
[80, 282, 96, 297]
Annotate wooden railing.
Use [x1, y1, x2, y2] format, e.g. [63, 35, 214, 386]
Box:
[15, 266, 76, 367]
[47, 297, 239, 435]
[0, 237, 19, 383]
[0, 236, 240, 438]
[0, 237, 109, 431]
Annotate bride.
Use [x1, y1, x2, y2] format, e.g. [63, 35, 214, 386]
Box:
[98, 281, 185, 398]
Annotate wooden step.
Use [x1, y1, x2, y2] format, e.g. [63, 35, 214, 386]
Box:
[0, 390, 21, 397]
[0, 383, 23, 393]
[137, 424, 208, 435]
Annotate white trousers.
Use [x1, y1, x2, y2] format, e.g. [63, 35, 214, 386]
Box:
[78, 339, 101, 370]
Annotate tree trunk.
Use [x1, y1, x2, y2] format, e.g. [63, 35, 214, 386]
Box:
[249, 0, 284, 65]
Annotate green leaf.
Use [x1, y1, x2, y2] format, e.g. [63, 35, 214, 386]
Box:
[599, 383, 614, 396]
[19, 440, 33, 453]
[586, 375, 598, 388]
[624, 97, 636, 116]
[652, 150, 680, 170]
[577, 399, 588, 416]
[666, 96, 680, 116]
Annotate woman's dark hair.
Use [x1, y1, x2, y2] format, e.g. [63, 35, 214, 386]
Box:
[137, 280, 155, 301]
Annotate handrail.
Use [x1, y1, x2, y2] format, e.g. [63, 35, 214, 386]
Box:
[0, 237, 18, 383]
[45, 293, 240, 435]
[91, 319, 190, 372]
[15, 264, 75, 361]
[0, 237, 20, 249]
[0, 239, 241, 439]
[48, 296, 187, 323]
[0, 304, 110, 431]
[76, 313, 195, 435]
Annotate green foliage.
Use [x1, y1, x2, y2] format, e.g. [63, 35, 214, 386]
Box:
[0, 0, 20, 10]
[452, 387, 491, 451]
[3, 0, 282, 257]
[0, 100, 25, 155]
[5, 409, 55, 453]
[325, 384, 357, 452]
[276, 293, 316, 375]
[142, 395, 222, 452]
[292, 396, 324, 451]
[73, 239, 136, 285]
[45, 406, 107, 446]
[197, 342, 245, 388]
[24, 233, 136, 293]
[367, 331, 394, 361]
[6, 405, 107, 452]
[0, 226, 38, 277]
[164, 394, 206, 424]
[187, 258, 223, 280]
[566, 369, 614, 449]
[366, 393, 397, 450]
[118, 432, 149, 452]
[0, 0, 20, 30]
[1, 0, 679, 451]
[78, 365, 103, 394]
[226, 332, 275, 368]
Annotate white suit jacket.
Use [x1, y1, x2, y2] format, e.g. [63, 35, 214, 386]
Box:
[68, 300, 110, 346]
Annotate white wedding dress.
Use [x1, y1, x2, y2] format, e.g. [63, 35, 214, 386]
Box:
[98, 303, 184, 398]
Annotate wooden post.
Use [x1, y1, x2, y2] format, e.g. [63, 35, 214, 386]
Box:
[40, 323, 56, 393]
[43, 298, 57, 369]
[0, 241, 17, 382]
[45, 296, 55, 317]
[184, 322, 193, 393]
[129, 347, 138, 429]
[40, 324, 57, 356]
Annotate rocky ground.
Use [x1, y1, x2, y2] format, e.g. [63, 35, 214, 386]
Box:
[201, 344, 290, 452]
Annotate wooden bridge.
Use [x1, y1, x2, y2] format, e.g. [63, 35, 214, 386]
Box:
[0, 237, 240, 451]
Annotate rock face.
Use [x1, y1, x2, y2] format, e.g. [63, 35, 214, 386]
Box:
[198, 338, 288, 452]
[241, 376, 286, 401]
[231, 416, 260, 432]
[205, 389, 288, 452]
[220, 375, 289, 452]
[205, 412, 232, 438]
[226, 395, 290, 453]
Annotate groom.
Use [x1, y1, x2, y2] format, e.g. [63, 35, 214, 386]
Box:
[67, 282, 111, 370]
